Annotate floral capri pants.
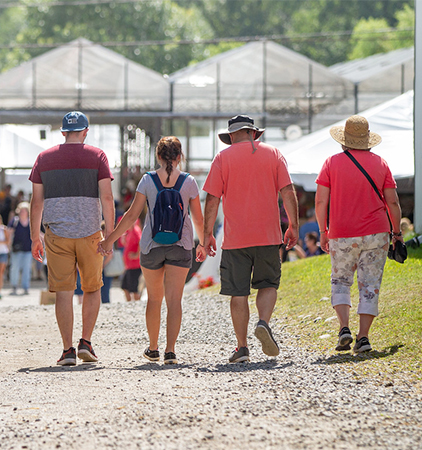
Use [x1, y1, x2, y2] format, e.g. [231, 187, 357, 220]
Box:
[329, 232, 389, 316]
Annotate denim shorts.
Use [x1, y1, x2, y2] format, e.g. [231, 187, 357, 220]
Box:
[140, 245, 192, 270]
[220, 245, 281, 296]
[0, 253, 8, 264]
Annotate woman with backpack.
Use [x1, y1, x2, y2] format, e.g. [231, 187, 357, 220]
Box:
[99, 136, 206, 364]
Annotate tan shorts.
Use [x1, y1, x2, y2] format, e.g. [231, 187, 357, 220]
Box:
[45, 227, 103, 293]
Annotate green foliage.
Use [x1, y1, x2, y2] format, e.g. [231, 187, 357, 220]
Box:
[348, 17, 395, 60]
[0, 0, 415, 73]
[348, 4, 414, 60]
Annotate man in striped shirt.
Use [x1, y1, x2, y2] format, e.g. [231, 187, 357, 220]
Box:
[29, 111, 115, 366]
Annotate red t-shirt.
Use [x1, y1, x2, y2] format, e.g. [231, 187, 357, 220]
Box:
[122, 224, 142, 270]
[316, 150, 396, 239]
[203, 141, 292, 249]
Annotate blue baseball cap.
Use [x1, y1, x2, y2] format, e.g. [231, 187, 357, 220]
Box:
[61, 111, 89, 132]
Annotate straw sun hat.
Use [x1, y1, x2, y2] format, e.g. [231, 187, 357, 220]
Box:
[330, 115, 382, 150]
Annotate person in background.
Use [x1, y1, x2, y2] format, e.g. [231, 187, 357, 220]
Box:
[298, 208, 319, 251]
[29, 111, 115, 366]
[0, 184, 12, 226]
[8, 202, 32, 296]
[0, 216, 11, 299]
[304, 232, 325, 257]
[99, 136, 206, 365]
[120, 219, 143, 302]
[203, 115, 299, 363]
[315, 115, 403, 354]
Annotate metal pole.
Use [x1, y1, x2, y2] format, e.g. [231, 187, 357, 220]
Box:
[414, 0, 422, 232]
[216, 62, 220, 113]
[354, 84, 359, 114]
[32, 62, 36, 109]
[77, 40, 83, 109]
[308, 64, 313, 133]
[262, 41, 267, 127]
[124, 61, 129, 110]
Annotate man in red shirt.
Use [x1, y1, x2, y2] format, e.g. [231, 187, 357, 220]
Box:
[203, 115, 299, 363]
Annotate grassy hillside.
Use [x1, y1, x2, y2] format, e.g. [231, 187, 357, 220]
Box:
[275, 246, 422, 382]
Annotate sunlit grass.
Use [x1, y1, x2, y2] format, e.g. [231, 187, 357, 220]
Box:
[276, 247, 422, 383]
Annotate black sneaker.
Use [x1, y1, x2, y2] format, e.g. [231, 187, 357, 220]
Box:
[254, 319, 279, 356]
[353, 336, 372, 353]
[335, 326, 353, 351]
[57, 347, 77, 366]
[229, 346, 250, 363]
[164, 352, 178, 365]
[143, 347, 160, 362]
[77, 338, 98, 362]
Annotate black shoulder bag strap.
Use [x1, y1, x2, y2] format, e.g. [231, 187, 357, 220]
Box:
[344, 150, 392, 231]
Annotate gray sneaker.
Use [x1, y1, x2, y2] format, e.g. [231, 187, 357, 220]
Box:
[229, 347, 250, 363]
[254, 319, 279, 356]
[335, 326, 353, 351]
[353, 336, 372, 353]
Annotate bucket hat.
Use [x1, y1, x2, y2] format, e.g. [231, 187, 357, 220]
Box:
[218, 115, 265, 145]
[61, 111, 89, 132]
[330, 115, 381, 150]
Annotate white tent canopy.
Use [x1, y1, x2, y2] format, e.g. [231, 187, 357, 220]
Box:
[330, 47, 414, 94]
[281, 90, 414, 191]
[0, 38, 170, 111]
[170, 41, 353, 114]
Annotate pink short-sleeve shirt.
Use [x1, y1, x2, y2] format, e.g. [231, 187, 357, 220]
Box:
[203, 141, 292, 249]
[316, 150, 397, 239]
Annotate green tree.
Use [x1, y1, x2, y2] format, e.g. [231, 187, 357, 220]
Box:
[1, 0, 213, 75]
[0, 7, 27, 72]
[348, 4, 414, 60]
[348, 17, 395, 60]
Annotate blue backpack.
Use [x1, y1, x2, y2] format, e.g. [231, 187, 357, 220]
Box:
[147, 171, 189, 245]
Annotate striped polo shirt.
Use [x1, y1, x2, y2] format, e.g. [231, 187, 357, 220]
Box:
[29, 143, 113, 238]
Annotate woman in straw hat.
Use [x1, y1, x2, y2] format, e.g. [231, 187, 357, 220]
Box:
[315, 115, 404, 353]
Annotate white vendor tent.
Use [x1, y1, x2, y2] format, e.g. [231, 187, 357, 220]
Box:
[170, 40, 353, 115]
[330, 47, 414, 94]
[0, 38, 170, 111]
[281, 90, 414, 192]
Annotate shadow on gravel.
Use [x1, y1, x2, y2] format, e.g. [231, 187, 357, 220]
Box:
[312, 344, 404, 366]
[18, 365, 104, 373]
[130, 363, 196, 371]
[196, 360, 293, 373]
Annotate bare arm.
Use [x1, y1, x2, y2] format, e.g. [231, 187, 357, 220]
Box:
[280, 184, 299, 250]
[30, 183, 45, 262]
[99, 191, 146, 254]
[98, 178, 115, 238]
[189, 194, 206, 262]
[384, 187, 403, 245]
[203, 193, 220, 257]
[315, 185, 330, 253]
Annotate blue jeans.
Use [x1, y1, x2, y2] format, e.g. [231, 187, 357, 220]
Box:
[101, 273, 112, 303]
[10, 251, 33, 290]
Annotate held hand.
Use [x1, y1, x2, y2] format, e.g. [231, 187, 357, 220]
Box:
[31, 239, 44, 263]
[320, 233, 330, 253]
[283, 227, 299, 251]
[204, 235, 217, 257]
[195, 244, 207, 263]
[98, 238, 113, 256]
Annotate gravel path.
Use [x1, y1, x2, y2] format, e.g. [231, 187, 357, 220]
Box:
[0, 291, 421, 449]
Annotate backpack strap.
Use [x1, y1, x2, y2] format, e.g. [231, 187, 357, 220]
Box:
[147, 171, 164, 192]
[173, 172, 189, 192]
